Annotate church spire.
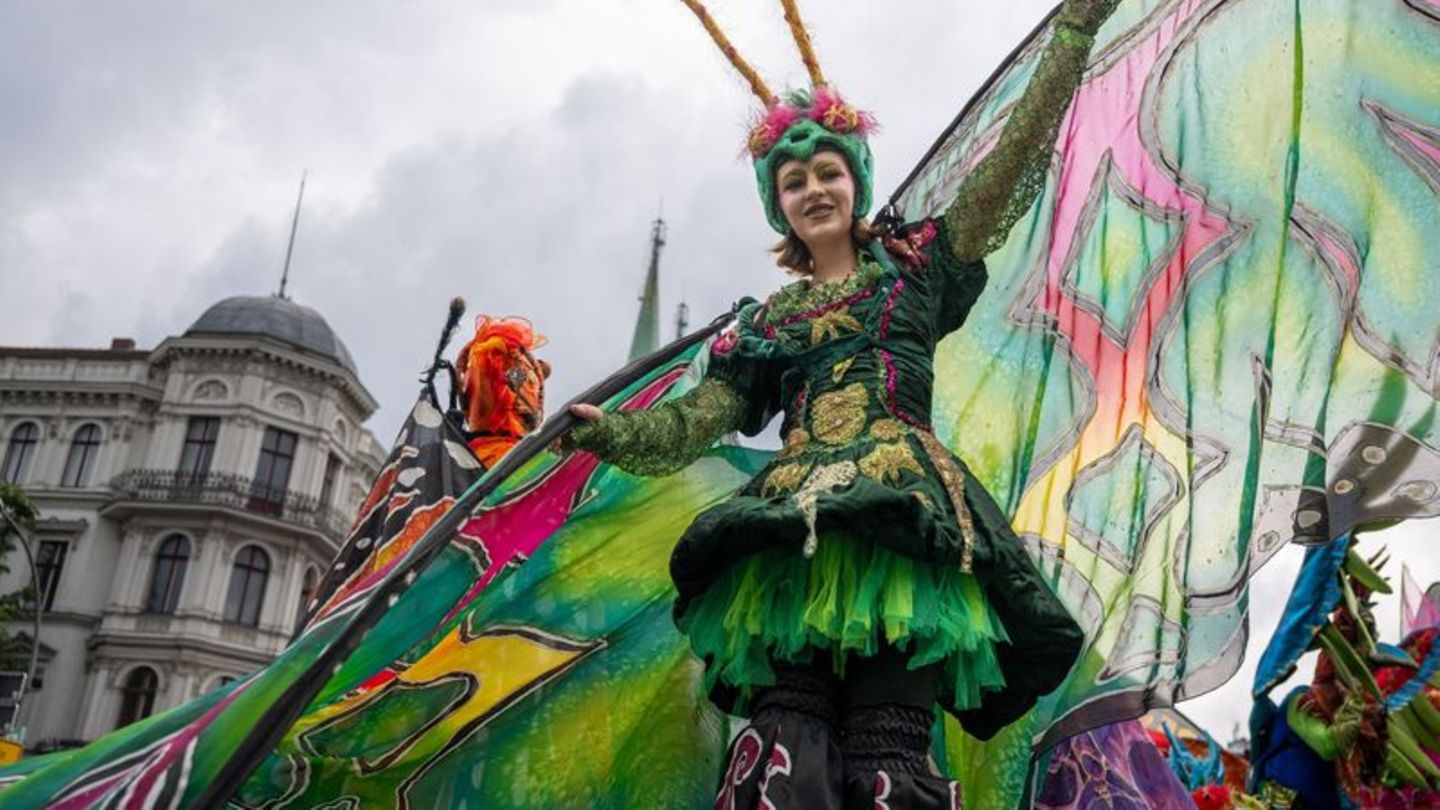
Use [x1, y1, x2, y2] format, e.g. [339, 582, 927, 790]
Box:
[626, 216, 666, 360]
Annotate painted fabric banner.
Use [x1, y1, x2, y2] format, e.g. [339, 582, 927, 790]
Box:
[0, 349, 759, 807]
[891, 0, 1439, 804]
[227, 351, 765, 808]
[1033, 719, 1193, 809]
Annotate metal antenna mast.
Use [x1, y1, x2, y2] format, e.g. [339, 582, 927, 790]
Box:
[675, 300, 690, 340]
[278, 170, 308, 300]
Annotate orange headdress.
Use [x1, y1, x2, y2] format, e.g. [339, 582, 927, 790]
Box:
[455, 315, 550, 467]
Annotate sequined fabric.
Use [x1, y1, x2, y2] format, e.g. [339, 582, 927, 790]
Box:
[944, 2, 1117, 261]
[563, 376, 745, 476]
[764, 259, 886, 323]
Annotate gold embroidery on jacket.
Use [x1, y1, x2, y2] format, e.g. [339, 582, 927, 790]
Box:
[777, 427, 812, 460]
[793, 461, 858, 558]
[859, 441, 925, 485]
[869, 418, 904, 442]
[810, 383, 869, 446]
[914, 430, 976, 573]
[809, 309, 863, 345]
[761, 462, 812, 497]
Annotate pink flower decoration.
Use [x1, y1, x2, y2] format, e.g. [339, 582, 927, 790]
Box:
[808, 86, 877, 136]
[882, 220, 939, 269]
[711, 328, 739, 356]
[748, 103, 802, 157]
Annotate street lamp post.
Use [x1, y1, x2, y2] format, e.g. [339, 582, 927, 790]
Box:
[0, 502, 44, 745]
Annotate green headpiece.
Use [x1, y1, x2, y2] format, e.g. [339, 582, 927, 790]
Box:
[749, 90, 876, 235]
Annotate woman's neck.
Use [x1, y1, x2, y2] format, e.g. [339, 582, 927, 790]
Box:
[807, 239, 858, 286]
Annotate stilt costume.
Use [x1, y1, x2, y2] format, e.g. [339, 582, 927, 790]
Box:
[565, 1, 1115, 800]
[2, 1, 1438, 808]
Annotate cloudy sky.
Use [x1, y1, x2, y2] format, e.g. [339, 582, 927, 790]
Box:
[3, 0, 1436, 749]
[2, 0, 1056, 435]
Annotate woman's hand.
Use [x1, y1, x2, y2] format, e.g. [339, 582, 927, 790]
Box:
[568, 403, 604, 422]
[550, 403, 605, 455]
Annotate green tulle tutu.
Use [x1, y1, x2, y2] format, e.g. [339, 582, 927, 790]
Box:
[678, 530, 1009, 710]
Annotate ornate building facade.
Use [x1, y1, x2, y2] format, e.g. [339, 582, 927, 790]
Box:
[0, 295, 385, 749]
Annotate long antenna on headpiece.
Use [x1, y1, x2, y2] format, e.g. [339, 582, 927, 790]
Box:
[677, 0, 776, 105]
[778, 0, 826, 88]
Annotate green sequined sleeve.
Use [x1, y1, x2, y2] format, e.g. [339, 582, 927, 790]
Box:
[562, 378, 747, 477]
[944, 0, 1119, 262]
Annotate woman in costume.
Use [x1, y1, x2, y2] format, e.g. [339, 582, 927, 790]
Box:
[562, 0, 1118, 805]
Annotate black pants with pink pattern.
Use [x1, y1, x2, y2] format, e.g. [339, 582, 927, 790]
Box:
[712, 648, 963, 810]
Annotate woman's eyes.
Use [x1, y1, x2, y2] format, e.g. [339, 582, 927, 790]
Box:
[782, 169, 841, 191]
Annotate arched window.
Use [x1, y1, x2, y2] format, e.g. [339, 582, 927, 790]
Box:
[294, 566, 319, 635]
[1, 422, 40, 484]
[248, 427, 297, 516]
[177, 416, 220, 480]
[223, 545, 270, 627]
[146, 534, 191, 614]
[60, 423, 102, 488]
[116, 666, 159, 729]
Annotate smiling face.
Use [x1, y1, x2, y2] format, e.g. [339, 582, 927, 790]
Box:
[775, 149, 856, 255]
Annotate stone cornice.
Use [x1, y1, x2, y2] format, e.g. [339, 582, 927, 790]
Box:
[17, 487, 114, 507]
[31, 516, 91, 537]
[0, 347, 149, 361]
[0, 385, 163, 407]
[151, 336, 377, 417]
[8, 611, 101, 631]
[100, 490, 345, 552]
[85, 631, 281, 668]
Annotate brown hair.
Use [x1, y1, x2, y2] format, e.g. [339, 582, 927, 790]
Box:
[772, 218, 880, 275]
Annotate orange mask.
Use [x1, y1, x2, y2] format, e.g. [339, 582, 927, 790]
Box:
[455, 316, 550, 467]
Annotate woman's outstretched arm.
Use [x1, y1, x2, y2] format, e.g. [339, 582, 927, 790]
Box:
[944, 0, 1120, 262]
[561, 378, 747, 476]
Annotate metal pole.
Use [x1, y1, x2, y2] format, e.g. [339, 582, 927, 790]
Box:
[277, 170, 307, 300]
[0, 503, 44, 744]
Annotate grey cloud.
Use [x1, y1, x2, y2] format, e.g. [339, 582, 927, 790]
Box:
[190, 70, 772, 439]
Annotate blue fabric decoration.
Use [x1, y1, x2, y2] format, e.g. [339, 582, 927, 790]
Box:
[1161, 722, 1224, 791]
[1253, 534, 1352, 697]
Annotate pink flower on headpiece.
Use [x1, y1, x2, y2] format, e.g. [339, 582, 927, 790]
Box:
[808, 86, 876, 136]
[711, 326, 740, 356]
[882, 220, 938, 269]
[748, 103, 802, 158]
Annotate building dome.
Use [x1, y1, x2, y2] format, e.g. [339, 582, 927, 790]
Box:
[186, 295, 358, 374]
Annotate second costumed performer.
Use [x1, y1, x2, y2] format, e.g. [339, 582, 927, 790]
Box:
[563, 0, 1119, 805]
